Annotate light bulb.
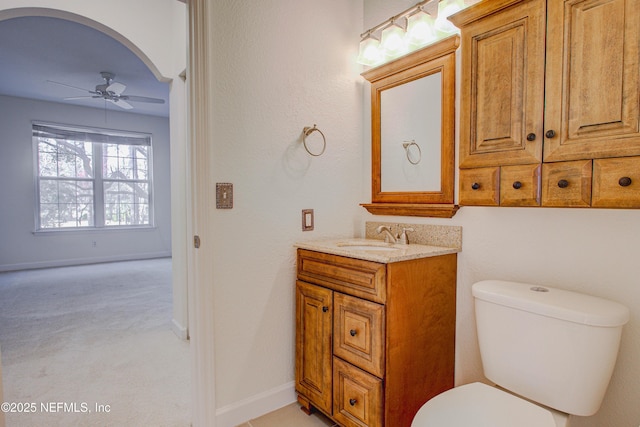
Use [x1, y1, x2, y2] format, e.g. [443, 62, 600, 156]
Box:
[434, 0, 463, 35]
[357, 35, 383, 66]
[381, 22, 408, 59]
[406, 9, 436, 47]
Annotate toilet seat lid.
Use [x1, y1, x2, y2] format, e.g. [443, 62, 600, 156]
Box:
[412, 382, 556, 427]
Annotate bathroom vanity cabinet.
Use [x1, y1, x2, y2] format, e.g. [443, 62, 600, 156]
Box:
[295, 248, 456, 427]
[450, 0, 640, 208]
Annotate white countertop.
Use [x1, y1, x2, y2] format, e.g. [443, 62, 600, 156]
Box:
[294, 238, 460, 263]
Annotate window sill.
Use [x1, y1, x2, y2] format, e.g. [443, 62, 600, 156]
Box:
[33, 226, 157, 236]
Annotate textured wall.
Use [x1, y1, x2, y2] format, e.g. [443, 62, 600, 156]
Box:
[207, 0, 364, 414]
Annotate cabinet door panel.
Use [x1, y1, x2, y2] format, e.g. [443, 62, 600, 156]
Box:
[295, 281, 333, 414]
[542, 160, 592, 207]
[459, 167, 500, 206]
[297, 250, 386, 303]
[500, 164, 541, 207]
[592, 157, 640, 208]
[333, 358, 383, 427]
[334, 293, 385, 378]
[456, 0, 545, 167]
[544, 0, 640, 161]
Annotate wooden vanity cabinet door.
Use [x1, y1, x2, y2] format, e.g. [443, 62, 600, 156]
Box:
[295, 281, 333, 415]
[459, 167, 500, 206]
[542, 160, 592, 207]
[592, 157, 640, 208]
[544, 0, 640, 162]
[333, 357, 383, 427]
[333, 293, 385, 378]
[452, 0, 546, 168]
[500, 164, 541, 207]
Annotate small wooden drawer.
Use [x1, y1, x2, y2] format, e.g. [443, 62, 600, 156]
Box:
[593, 157, 640, 208]
[500, 164, 541, 206]
[333, 357, 383, 427]
[334, 292, 385, 378]
[459, 167, 500, 206]
[297, 250, 386, 303]
[542, 160, 592, 207]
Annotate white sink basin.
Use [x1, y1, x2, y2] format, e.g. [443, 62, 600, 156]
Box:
[337, 244, 400, 252]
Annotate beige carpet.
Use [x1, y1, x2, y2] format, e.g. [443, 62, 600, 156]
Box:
[0, 258, 190, 426]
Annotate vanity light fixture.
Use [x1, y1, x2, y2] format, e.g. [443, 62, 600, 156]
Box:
[380, 21, 409, 58]
[357, 31, 383, 66]
[406, 8, 437, 47]
[357, 0, 476, 67]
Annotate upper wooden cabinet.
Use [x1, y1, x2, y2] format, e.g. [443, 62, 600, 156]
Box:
[451, 0, 546, 168]
[451, 0, 640, 167]
[452, 0, 640, 208]
[544, 0, 640, 162]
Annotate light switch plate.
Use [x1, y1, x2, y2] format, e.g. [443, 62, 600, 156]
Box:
[216, 183, 233, 209]
[302, 209, 314, 231]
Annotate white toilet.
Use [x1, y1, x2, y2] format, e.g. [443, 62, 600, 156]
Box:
[412, 280, 630, 427]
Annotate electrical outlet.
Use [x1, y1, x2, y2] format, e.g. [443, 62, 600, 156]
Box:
[302, 209, 314, 231]
[92, 241, 97, 247]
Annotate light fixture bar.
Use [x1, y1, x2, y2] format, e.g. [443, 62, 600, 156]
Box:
[359, 0, 435, 39]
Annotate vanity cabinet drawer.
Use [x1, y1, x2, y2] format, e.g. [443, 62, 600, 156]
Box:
[542, 160, 592, 207]
[459, 167, 500, 206]
[592, 157, 640, 208]
[334, 293, 385, 378]
[297, 249, 386, 303]
[333, 357, 383, 427]
[500, 164, 541, 207]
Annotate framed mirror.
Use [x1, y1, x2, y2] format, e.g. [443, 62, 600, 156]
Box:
[361, 35, 459, 218]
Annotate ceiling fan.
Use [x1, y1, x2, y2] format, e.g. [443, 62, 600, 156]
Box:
[47, 71, 165, 110]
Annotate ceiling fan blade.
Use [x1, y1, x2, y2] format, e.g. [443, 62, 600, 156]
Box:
[120, 95, 165, 104]
[64, 96, 96, 100]
[46, 80, 91, 92]
[107, 82, 126, 95]
[107, 98, 133, 110]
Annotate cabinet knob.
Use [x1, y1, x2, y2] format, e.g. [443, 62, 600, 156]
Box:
[526, 133, 536, 141]
[322, 306, 329, 312]
[471, 182, 480, 190]
[512, 181, 522, 189]
[545, 129, 556, 138]
[349, 399, 357, 406]
[349, 329, 357, 337]
[619, 177, 632, 187]
[557, 179, 569, 188]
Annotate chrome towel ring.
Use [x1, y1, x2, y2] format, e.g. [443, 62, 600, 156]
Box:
[302, 124, 326, 157]
[402, 140, 422, 165]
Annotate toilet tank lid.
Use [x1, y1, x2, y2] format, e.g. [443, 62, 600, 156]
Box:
[472, 280, 630, 327]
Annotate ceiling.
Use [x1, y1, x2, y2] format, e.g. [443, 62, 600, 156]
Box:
[0, 16, 170, 118]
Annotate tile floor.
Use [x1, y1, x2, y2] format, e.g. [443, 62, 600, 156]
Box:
[236, 403, 338, 427]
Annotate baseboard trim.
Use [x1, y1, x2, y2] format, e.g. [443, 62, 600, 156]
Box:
[215, 381, 296, 427]
[171, 318, 188, 340]
[0, 252, 172, 272]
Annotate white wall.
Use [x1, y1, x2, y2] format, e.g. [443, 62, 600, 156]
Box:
[0, 95, 172, 271]
[361, 2, 640, 427]
[203, 0, 364, 424]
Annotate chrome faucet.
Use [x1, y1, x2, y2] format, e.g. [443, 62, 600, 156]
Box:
[376, 225, 397, 243]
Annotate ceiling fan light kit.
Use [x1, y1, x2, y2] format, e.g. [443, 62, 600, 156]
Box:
[47, 71, 165, 111]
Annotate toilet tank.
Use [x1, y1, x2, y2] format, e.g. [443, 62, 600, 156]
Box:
[472, 280, 629, 417]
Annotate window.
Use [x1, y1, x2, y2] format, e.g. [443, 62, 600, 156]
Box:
[33, 123, 153, 230]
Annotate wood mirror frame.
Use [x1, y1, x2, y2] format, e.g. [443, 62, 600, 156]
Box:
[361, 35, 459, 218]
